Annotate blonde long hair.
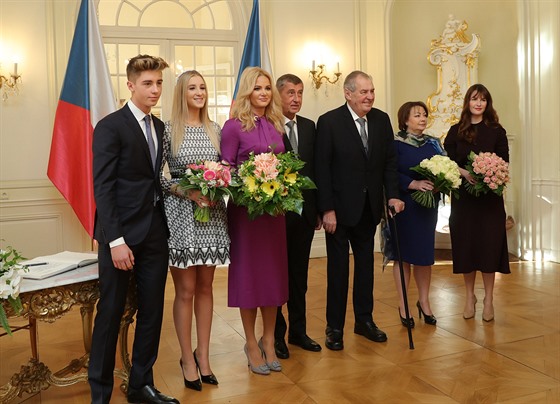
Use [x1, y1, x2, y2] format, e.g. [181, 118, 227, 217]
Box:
[230, 67, 284, 133]
[169, 70, 220, 156]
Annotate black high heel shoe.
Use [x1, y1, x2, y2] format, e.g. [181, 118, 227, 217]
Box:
[193, 349, 219, 385]
[416, 301, 437, 325]
[179, 358, 202, 391]
[398, 308, 415, 328]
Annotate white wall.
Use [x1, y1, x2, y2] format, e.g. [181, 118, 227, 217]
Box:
[0, 1, 54, 182]
[517, 0, 560, 261]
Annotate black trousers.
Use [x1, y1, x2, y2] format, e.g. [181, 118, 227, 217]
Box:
[275, 212, 315, 340]
[89, 208, 169, 404]
[325, 200, 376, 331]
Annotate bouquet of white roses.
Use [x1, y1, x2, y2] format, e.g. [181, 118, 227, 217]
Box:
[230, 151, 316, 220]
[0, 245, 27, 335]
[410, 154, 461, 208]
[464, 151, 509, 197]
[178, 160, 235, 222]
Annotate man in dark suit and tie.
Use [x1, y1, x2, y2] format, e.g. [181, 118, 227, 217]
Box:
[274, 74, 322, 359]
[89, 55, 179, 404]
[314, 70, 404, 351]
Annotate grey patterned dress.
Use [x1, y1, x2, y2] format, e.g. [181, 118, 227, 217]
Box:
[161, 122, 230, 268]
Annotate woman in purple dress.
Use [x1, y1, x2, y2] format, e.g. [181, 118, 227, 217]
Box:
[444, 84, 510, 322]
[221, 67, 288, 375]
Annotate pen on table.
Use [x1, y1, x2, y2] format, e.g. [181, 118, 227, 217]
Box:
[26, 262, 48, 267]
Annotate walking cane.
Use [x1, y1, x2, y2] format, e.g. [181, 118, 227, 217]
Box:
[388, 205, 414, 349]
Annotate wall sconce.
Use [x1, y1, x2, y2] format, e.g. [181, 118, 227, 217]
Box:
[0, 63, 22, 101]
[309, 60, 341, 89]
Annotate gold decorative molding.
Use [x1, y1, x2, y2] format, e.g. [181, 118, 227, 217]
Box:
[425, 15, 481, 140]
[1, 276, 137, 403]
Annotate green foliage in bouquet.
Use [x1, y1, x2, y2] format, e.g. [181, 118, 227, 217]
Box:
[230, 151, 316, 220]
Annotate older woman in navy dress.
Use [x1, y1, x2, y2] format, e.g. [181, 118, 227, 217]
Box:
[221, 67, 288, 375]
[389, 101, 443, 327]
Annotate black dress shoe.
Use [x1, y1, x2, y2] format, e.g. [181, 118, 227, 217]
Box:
[127, 385, 180, 403]
[354, 321, 387, 343]
[325, 326, 344, 351]
[193, 349, 219, 385]
[274, 338, 290, 359]
[416, 301, 437, 325]
[288, 335, 322, 352]
[179, 359, 202, 391]
[399, 309, 415, 328]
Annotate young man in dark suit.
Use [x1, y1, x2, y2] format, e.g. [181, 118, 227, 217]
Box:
[274, 74, 323, 359]
[314, 70, 405, 351]
[89, 55, 179, 404]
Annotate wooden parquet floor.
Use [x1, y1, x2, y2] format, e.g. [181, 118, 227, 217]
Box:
[1, 252, 559, 403]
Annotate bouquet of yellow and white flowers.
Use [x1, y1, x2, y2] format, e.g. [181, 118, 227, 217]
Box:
[410, 154, 461, 208]
[0, 245, 27, 335]
[231, 151, 316, 220]
[464, 151, 509, 197]
[178, 160, 235, 222]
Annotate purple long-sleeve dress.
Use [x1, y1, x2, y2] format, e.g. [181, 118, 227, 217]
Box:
[220, 117, 289, 308]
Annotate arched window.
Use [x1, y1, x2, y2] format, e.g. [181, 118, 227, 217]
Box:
[97, 0, 238, 124]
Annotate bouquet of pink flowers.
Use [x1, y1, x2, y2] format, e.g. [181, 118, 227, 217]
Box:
[410, 154, 462, 208]
[231, 151, 316, 220]
[464, 151, 510, 196]
[178, 160, 235, 222]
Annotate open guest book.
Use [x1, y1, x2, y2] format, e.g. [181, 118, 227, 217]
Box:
[21, 251, 98, 280]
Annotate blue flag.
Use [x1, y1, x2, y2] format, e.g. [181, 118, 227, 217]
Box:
[232, 0, 272, 100]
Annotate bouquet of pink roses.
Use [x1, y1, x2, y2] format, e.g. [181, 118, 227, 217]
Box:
[230, 151, 316, 220]
[464, 151, 509, 197]
[178, 160, 235, 222]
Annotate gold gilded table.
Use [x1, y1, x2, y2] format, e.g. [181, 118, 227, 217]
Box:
[0, 264, 137, 403]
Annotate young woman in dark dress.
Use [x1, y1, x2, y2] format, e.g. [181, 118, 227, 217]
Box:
[444, 84, 510, 322]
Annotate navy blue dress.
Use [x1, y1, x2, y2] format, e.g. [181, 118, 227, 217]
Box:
[388, 140, 440, 266]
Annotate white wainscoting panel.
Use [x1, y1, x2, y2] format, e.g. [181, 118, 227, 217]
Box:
[0, 180, 92, 259]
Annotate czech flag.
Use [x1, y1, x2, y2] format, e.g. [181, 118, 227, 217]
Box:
[232, 0, 272, 100]
[47, 0, 116, 238]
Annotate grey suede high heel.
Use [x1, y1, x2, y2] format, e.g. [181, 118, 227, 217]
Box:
[258, 338, 282, 372]
[244, 344, 270, 375]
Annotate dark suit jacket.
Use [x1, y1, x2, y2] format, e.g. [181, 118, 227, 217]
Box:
[92, 104, 168, 246]
[283, 115, 318, 227]
[314, 104, 399, 227]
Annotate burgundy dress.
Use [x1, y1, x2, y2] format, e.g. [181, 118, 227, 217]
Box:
[444, 122, 510, 274]
[220, 117, 289, 308]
